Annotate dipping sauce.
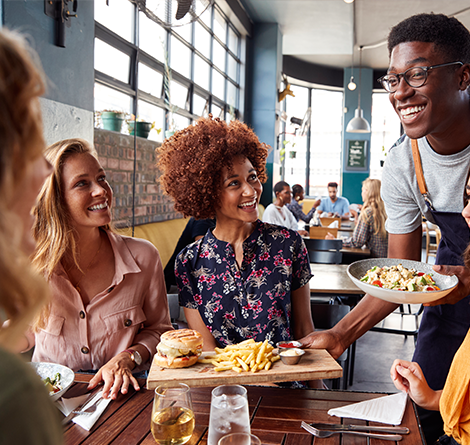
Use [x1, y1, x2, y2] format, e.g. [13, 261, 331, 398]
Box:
[280, 349, 302, 357]
[277, 342, 299, 348]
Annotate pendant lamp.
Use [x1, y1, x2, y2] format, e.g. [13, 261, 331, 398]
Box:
[346, 46, 370, 133]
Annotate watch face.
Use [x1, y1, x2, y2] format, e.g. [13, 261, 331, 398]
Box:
[132, 350, 143, 366]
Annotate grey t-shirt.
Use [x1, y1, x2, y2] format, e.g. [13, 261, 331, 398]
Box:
[381, 136, 470, 235]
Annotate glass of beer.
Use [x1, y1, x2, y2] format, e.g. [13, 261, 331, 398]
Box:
[207, 385, 250, 445]
[151, 383, 195, 445]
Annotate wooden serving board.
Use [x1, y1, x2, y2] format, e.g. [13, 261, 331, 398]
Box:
[146, 349, 342, 389]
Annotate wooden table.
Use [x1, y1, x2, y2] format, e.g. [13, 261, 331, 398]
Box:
[64, 377, 424, 444]
[309, 264, 363, 295]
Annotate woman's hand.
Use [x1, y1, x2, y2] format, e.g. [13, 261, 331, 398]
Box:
[88, 352, 140, 400]
[325, 232, 335, 240]
[390, 359, 441, 410]
[298, 229, 309, 237]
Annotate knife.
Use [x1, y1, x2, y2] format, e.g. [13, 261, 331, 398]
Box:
[62, 385, 103, 425]
[310, 422, 410, 435]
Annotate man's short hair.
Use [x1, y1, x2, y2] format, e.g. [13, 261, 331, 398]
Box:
[328, 182, 338, 189]
[388, 13, 470, 63]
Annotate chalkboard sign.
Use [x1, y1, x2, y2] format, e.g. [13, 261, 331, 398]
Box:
[346, 140, 367, 170]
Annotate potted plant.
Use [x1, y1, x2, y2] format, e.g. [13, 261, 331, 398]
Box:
[96, 110, 126, 132]
[127, 116, 160, 139]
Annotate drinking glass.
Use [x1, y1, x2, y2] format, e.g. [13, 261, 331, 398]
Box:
[151, 383, 195, 445]
[218, 433, 261, 445]
[207, 385, 250, 445]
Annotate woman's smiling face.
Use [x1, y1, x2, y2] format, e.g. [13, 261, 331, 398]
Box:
[61, 152, 113, 232]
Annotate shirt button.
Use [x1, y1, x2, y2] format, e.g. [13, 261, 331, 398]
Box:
[81, 346, 89, 354]
[108, 286, 114, 293]
[124, 319, 132, 327]
[79, 311, 85, 319]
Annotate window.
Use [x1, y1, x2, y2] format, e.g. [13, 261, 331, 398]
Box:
[94, 0, 244, 133]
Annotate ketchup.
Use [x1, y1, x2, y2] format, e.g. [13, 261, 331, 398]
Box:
[278, 342, 296, 348]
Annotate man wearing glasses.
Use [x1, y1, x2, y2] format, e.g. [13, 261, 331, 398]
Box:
[301, 13, 470, 444]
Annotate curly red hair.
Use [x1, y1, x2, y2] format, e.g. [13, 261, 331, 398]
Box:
[157, 116, 270, 219]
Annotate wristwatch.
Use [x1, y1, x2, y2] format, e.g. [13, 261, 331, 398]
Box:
[123, 349, 143, 367]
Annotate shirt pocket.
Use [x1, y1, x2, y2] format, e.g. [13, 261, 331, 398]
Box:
[103, 305, 147, 334]
[40, 314, 65, 336]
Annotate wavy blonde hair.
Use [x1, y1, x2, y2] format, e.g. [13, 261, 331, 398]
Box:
[32, 138, 112, 281]
[360, 178, 387, 237]
[0, 30, 50, 348]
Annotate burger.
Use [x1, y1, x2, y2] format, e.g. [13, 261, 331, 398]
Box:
[155, 329, 203, 368]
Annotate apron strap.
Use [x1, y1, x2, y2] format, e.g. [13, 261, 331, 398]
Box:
[411, 139, 434, 209]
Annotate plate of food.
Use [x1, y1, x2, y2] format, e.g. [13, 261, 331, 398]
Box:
[347, 258, 458, 304]
[30, 362, 75, 401]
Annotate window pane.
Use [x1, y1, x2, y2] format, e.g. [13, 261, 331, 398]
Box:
[213, 40, 225, 71]
[95, 39, 130, 84]
[227, 54, 237, 81]
[212, 68, 225, 99]
[194, 55, 210, 90]
[211, 103, 223, 119]
[95, 0, 134, 42]
[228, 26, 238, 55]
[195, 22, 211, 59]
[139, 12, 166, 61]
[172, 113, 190, 131]
[137, 100, 165, 142]
[199, 5, 212, 27]
[170, 36, 191, 78]
[94, 83, 132, 116]
[213, 9, 226, 43]
[170, 80, 189, 109]
[226, 82, 237, 109]
[138, 63, 163, 97]
[193, 93, 208, 117]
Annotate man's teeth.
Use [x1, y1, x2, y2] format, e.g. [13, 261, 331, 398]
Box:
[239, 200, 256, 208]
[401, 105, 425, 117]
[89, 202, 107, 210]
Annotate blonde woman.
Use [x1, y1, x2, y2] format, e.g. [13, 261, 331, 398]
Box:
[21, 139, 173, 400]
[326, 178, 388, 257]
[0, 29, 63, 443]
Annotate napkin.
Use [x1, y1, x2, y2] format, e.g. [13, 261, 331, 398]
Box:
[328, 221, 339, 228]
[327, 392, 408, 425]
[58, 390, 112, 431]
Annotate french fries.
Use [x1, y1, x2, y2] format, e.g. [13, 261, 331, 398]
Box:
[198, 339, 281, 373]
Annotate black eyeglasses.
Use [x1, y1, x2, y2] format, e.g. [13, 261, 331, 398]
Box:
[378, 61, 463, 93]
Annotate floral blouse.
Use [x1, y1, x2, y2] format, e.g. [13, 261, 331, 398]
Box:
[176, 220, 312, 347]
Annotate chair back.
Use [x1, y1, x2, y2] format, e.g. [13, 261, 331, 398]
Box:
[304, 238, 343, 264]
[309, 226, 338, 239]
[310, 303, 350, 330]
[320, 216, 341, 228]
[425, 222, 441, 263]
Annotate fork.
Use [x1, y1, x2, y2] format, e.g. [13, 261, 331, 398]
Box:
[72, 400, 100, 416]
[301, 421, 403, 441]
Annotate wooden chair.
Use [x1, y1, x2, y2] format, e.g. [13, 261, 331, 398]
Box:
[310, 303, 354, 390]
[425, 222, 441, 263]
[319, 216, 341, 228]
[304, 238, 343, 264]
[309, 226, 339, 239]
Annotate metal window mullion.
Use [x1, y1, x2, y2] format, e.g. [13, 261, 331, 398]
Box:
[95, 71, 136, 97]
[306, 88, 312, 196]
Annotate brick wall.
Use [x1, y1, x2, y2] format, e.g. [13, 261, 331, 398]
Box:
[94, 129, 182, 228]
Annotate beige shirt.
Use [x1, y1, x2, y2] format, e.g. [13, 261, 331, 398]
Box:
[30, 231, 173, 372]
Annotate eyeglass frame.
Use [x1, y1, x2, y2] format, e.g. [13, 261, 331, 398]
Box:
[377, 61, 463, 93]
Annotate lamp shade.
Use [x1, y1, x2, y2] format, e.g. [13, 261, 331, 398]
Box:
[346, 108, 371, 133]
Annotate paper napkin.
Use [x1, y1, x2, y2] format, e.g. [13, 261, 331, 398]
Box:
[59, 390, 112, 431]
[327, 392, 408, 425]
[328, 221, 339, 228]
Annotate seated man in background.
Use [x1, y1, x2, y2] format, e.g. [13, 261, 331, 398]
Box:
[317, 182, 350, 220]
[164, 217, 215, 292]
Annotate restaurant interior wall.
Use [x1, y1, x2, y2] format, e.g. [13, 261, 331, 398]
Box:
[2, 0, 95, 145]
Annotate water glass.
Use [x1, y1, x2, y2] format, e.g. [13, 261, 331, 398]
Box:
[151, 383, 195, 445]
[207, 385, 250, 445]
[218, 433, 261, 445]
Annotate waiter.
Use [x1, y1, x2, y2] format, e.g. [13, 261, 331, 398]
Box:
[300, 12, 470, 445]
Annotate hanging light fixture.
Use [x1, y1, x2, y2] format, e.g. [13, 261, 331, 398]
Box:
[348, 76, 356, 90]
[346, 46, 371, 133]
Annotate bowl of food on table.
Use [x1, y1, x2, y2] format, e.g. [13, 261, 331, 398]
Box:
[30, 362, 75, 401]
[347, 258, 458, 304]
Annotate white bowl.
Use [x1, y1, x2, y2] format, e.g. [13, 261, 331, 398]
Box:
[347, 258, 459, 304]
[30, 362, 75, 401]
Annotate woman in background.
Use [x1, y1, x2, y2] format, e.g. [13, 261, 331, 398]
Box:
[23, 139, 172, 400]
[0, 29, 62, 444]
[286, 184, 321, 224]
[263, 181, 309, 236]
[326, 178, 388, 258]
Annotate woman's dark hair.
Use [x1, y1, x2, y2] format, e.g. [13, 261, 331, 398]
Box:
[157, 116, 270, 219]
[292, 184, 304, 197]
[388, 13, 470, 63]
[274, 181, 290, 195]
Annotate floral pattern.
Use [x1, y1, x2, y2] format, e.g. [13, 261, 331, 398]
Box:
[176, 220, 312, 347]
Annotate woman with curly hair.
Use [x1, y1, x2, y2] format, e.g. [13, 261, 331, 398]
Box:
[326, 178, 388, 257]
[19, 138, 173, 400]
[158, 116, 315, 357]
